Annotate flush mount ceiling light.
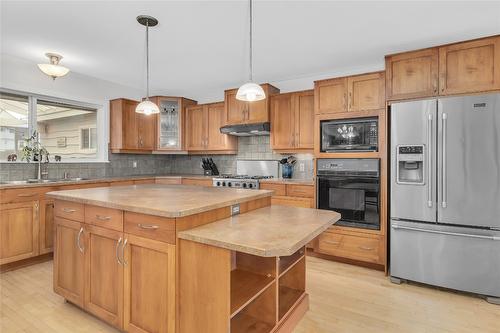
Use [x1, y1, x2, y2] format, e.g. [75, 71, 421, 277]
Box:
[37, 53, 70, 80]
[236, 0, 265, 102]
[135, 15, 160, 115]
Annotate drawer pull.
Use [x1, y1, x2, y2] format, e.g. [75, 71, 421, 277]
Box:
[63, 208, 76, 213]
[323, 240, 340, 245]
[17, 193, 37, 197]
[358, 246, 374, 251]
[138, 224, 159, 230]
[96, 215, 112, 221]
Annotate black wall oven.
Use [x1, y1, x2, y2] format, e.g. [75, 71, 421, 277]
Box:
[317, 159, 380, 230]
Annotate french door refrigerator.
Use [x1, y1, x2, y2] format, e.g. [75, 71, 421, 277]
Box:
[390, 93, 500, 304]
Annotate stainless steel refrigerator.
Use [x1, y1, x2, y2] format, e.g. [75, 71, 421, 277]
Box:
[390, 93, 500, 304]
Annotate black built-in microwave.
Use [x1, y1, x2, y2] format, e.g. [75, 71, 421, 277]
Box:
[320, 117, 378, 152]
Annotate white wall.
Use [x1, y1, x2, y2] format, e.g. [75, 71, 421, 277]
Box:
[0, 54, 145, 161]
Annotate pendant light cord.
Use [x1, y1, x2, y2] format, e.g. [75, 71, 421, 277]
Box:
[146, 20, 150, 101]
[249, 0, 253, 82]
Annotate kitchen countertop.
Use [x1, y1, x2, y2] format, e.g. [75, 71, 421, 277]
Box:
[46, 184, 272, 218]
[178, 205, 339, 257]
[0, 174, 215, 189]
[259, 178, 315, 186]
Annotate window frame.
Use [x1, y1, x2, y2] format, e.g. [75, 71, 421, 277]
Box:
[0, 88, 107, 163]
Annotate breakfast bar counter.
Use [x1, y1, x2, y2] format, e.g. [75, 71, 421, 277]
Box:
[46, 184, 339, 333]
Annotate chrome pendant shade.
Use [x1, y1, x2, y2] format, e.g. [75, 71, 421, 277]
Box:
[37, 53, 70, 80]
[236, 0, 265, 102]
[135, 15, 160, 115]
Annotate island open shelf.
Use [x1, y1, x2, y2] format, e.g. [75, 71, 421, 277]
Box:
[279, 257, 306, 320]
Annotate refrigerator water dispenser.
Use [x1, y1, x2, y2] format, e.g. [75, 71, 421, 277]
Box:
[396, 145, 424, 185]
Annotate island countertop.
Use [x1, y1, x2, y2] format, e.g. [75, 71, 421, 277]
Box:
[46, 184, 272, 218]
[178, 205, 340, 257]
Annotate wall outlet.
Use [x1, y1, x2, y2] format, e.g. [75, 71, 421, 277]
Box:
[299, 162, 305, 172]
[132, 161, 137, 168]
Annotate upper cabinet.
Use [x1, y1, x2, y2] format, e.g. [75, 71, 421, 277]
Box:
[315, 72, 385, 114]
[224, 83, 280, 125]
[347, 72, 386, 112]
[439, 36, 500, 95]
[152, 96, 197, 152]
[186, 102, 237, 153]
[314, 77, 347, 114]
[386, 35, 500, 100]
[110, 98, 157, 153]
[385, 48, 439, 101]
[271, 90, 314, 151]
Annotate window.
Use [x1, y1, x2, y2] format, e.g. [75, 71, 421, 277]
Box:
[0, 89, 103, 162]
[0, 93, 29, 161]
[36, 99, 98, 160]
[80, 127, 97, 150]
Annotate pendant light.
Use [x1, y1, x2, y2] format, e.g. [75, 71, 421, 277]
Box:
[135, 15, 160, 115]
[236, 0, 265, 102]
[37, 53, 70, 80]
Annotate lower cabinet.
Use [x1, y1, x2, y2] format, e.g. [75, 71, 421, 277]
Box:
[259, 183, 315, 209]
[85, 225, 124, 328]
[0, 201, 39, 265]
[39, 199, 54, 254]
[53, 218, 85, 307]
[54, 213, 176, 333]
[123, 235, 176, 333]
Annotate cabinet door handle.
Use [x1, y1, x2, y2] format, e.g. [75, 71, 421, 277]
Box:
[96, 215, 111, 221]
[76, 227, 84, 253]
[121, 238, 128, 266]
[348, 92, 352, 110]
[63, 208, 76, 213]
[17, 193, 37, 197]
[358, 246, 374, 251]
[116, 237, 123, 265]
[138, 224, 159, 230]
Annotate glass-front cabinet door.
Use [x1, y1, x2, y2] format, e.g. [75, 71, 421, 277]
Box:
[158, 98, 181, 150]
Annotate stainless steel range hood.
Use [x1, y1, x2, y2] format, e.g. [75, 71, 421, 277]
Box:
[220, 122, 270, 136]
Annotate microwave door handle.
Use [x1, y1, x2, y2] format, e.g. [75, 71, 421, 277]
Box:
[427, 113, 433, 208]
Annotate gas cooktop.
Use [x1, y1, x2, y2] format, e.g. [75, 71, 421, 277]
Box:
[212, 175, 274, 189]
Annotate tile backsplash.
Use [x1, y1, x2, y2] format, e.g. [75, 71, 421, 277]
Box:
[0, 136, 314, 181]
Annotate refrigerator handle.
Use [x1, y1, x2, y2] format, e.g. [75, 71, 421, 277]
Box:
[392, 224, 500, 241]
[441, 113, 448, 208]
[427, 113, 433, 208]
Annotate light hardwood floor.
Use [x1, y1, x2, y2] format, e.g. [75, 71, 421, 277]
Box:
[1, 257, 499, 333]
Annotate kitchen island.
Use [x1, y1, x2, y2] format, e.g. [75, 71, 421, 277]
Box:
[47, 184, 340, 333]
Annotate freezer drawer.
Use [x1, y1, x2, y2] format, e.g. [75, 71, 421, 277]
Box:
[390, 220, 500, 297]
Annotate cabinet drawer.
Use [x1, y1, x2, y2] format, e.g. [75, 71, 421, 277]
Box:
[1, 188, 41, 203]
[286, 184, 314, 198]
[55, 200, 84, 222]
[318, 232, 381, 264]
[259, 183, 286, 196]
[85, 205, 123, 231]
[271, 196, 314, 208]
[124, 212, 175, 244]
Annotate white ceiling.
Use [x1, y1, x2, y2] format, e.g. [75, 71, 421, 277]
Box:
[1, 1, 500, 101]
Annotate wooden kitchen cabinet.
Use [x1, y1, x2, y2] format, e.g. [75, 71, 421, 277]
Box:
[224, 84, 280, 125]
[39, 199, 54, 254]
[53, 217, 85, 307]
[385, 48, 439, 100]
[110, 98, 156, 153]
[0, 201, 39, 265]
[123, 235, 176, 333]
[260, 182, 315, 208]
[152, 96, 198, 152]
[439, 35, 500, 95]
[84, 224, 124, 328]
[271, 90, 314, 151]
[314, 77, 347, 114]
[186, 102, 237, 153]
[347, 72, 386, 112]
